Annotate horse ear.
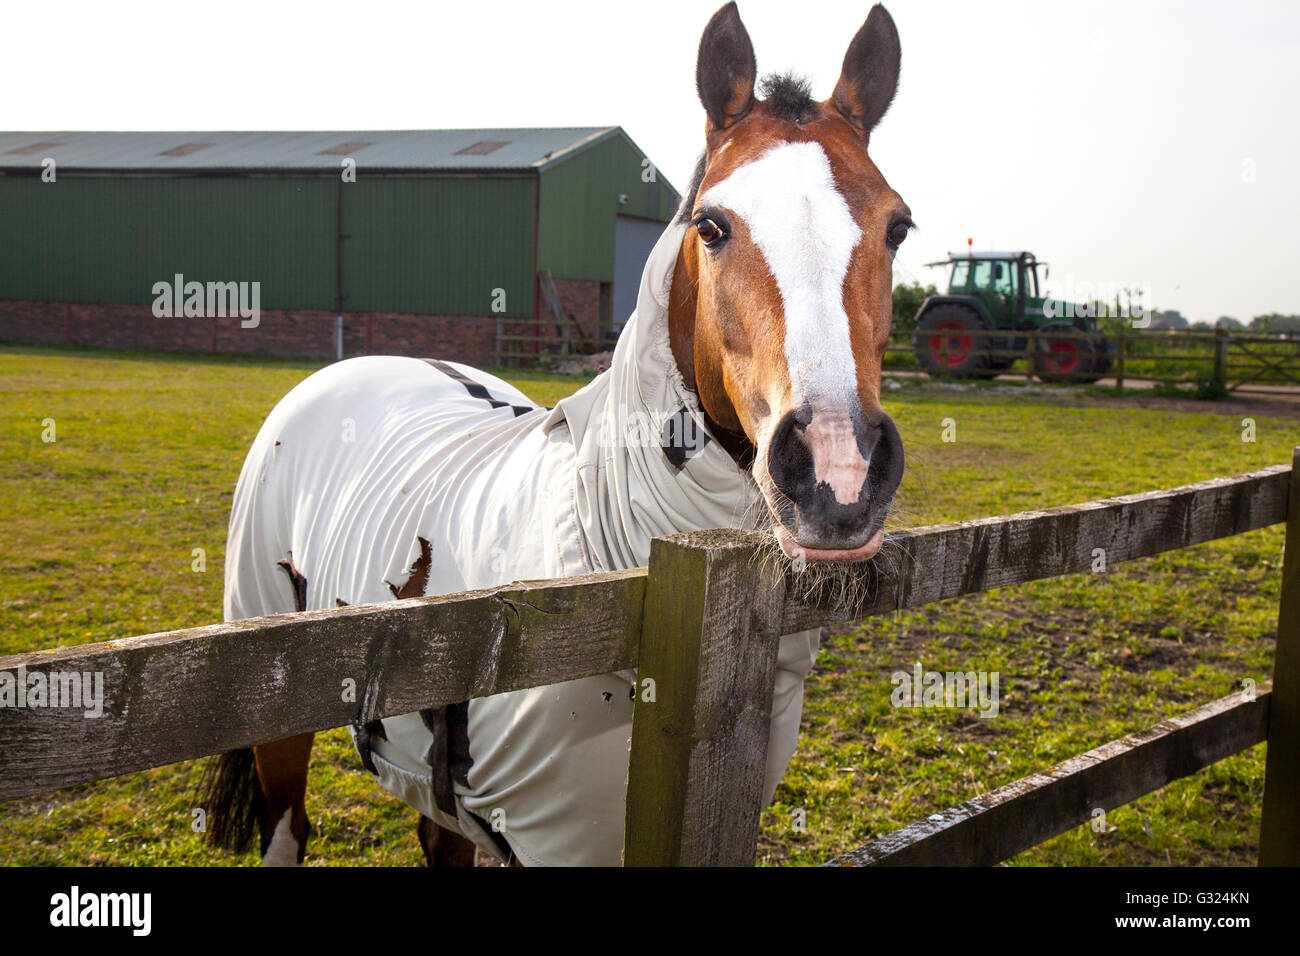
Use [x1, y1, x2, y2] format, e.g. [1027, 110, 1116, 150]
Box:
[696, 2, 757, 132]
[831, 4, 901, 139]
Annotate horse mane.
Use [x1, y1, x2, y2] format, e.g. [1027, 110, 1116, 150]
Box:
[675, 71, 818, 224]
[675, 153, 708, 223]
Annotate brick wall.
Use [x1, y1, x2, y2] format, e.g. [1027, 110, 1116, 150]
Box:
[550, 278, 602, 343]
[0, 300, 502, 366]
[1, 278, 607, 364]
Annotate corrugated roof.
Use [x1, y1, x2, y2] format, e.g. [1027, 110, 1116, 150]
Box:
[0, 128, 619, 173]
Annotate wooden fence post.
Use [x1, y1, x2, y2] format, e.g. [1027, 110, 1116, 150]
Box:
[1024, 330, 1036, 383]
[1260, 446, 1300, 865]
[624, 531, 787, 866]
[1214, 326, 1229, 387]
[1115, 327, 1126, 392]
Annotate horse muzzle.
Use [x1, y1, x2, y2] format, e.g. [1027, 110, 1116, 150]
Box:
[764, 405, 904, 562]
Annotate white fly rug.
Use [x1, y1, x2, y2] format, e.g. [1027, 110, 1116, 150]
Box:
[225, 220, 820, 866]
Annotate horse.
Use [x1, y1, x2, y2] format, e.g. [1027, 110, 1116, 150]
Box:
[200, 1, 910, 866]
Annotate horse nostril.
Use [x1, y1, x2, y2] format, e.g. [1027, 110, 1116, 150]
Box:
[867, 411, 905, 502]
[767, 410, 814, 501]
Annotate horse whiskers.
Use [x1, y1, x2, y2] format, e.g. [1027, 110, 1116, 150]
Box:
[731, 461, 918, 621]
[749, 532, 882, 621]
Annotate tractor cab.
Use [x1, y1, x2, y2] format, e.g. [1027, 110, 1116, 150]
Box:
[946, 252, 1034, 304]
[911, 249, 1112, 383]
[943, 251, 1042, 327]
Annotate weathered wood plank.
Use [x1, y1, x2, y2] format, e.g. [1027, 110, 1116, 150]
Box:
[0, 570, 646, 803]
[1, 464, 1288, 809]
[825, 686, 1272, 866]
[782, 464, 1290, 632]
[1260, 447, 1300, 864]
[624, 531, 786, 866]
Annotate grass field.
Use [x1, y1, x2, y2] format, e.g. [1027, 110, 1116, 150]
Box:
[1, 343, 1296, 866]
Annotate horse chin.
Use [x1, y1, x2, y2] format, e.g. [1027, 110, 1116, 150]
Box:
[774, 525, 884, 564]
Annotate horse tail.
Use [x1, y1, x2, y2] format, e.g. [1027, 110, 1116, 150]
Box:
[198, 747, 265, 853]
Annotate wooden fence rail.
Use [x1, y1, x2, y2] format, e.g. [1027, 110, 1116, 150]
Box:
[498, 313, 1300, 387]
[886, 326, 1300, 391]
[0, 571, 646, 802]
[826, 685, 1272, 866]
[2, 455, 1297, 865]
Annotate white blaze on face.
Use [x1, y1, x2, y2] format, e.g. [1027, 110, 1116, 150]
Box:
[702, 141, 869, 505]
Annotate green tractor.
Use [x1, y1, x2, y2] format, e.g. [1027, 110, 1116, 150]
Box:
[911, 250, 1114, 383]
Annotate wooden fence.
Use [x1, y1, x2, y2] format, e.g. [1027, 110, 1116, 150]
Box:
[888, 326, 1300, 392]
[2, 453, 1298, 866]
[495, 269, 618, 366]
[497, 309, 1300, 387]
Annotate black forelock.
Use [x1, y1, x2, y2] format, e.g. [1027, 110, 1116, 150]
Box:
[677, 72, 818, 222]
[758, 72, 817, 124]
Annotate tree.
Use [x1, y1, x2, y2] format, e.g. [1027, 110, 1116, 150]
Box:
[891, 282, 938, 332]
[1251, 313, 1300, 334]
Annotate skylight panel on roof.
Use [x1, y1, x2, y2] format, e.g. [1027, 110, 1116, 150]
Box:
[454, 140, 510, 156]
[6, 141, 63, 155]
[157, 143, 214, 157]
[317, 141, 374, 155]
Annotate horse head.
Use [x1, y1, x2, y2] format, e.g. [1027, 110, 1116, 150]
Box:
[669, 2, 909, 563]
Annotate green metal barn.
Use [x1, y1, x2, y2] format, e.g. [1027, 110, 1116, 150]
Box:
[0, 129, 681, 364]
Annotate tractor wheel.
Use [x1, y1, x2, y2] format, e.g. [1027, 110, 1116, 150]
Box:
[913, 305, 990, 378]
[1034, 323, 1098, 383]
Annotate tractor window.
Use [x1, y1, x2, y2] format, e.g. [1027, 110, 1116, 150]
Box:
[949, 261, 971, 293]
[971, 261, 1012, 295]
[990, 262, 1013, 294]
[1019, 265, 1038, 297]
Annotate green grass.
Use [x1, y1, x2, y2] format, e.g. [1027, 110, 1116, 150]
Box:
[0, 344, 1295, 866]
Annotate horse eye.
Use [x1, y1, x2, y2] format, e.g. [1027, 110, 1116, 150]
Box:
[888, 221, 910, 248]
[696, 218, 726, 245]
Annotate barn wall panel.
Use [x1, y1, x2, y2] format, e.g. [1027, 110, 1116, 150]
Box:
[341, 176, 536, 317]
[0, 176, 336, 310]
[538, 134, 679, 283]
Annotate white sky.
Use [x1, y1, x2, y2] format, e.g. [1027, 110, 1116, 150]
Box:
[5, 0, 1298, 322]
